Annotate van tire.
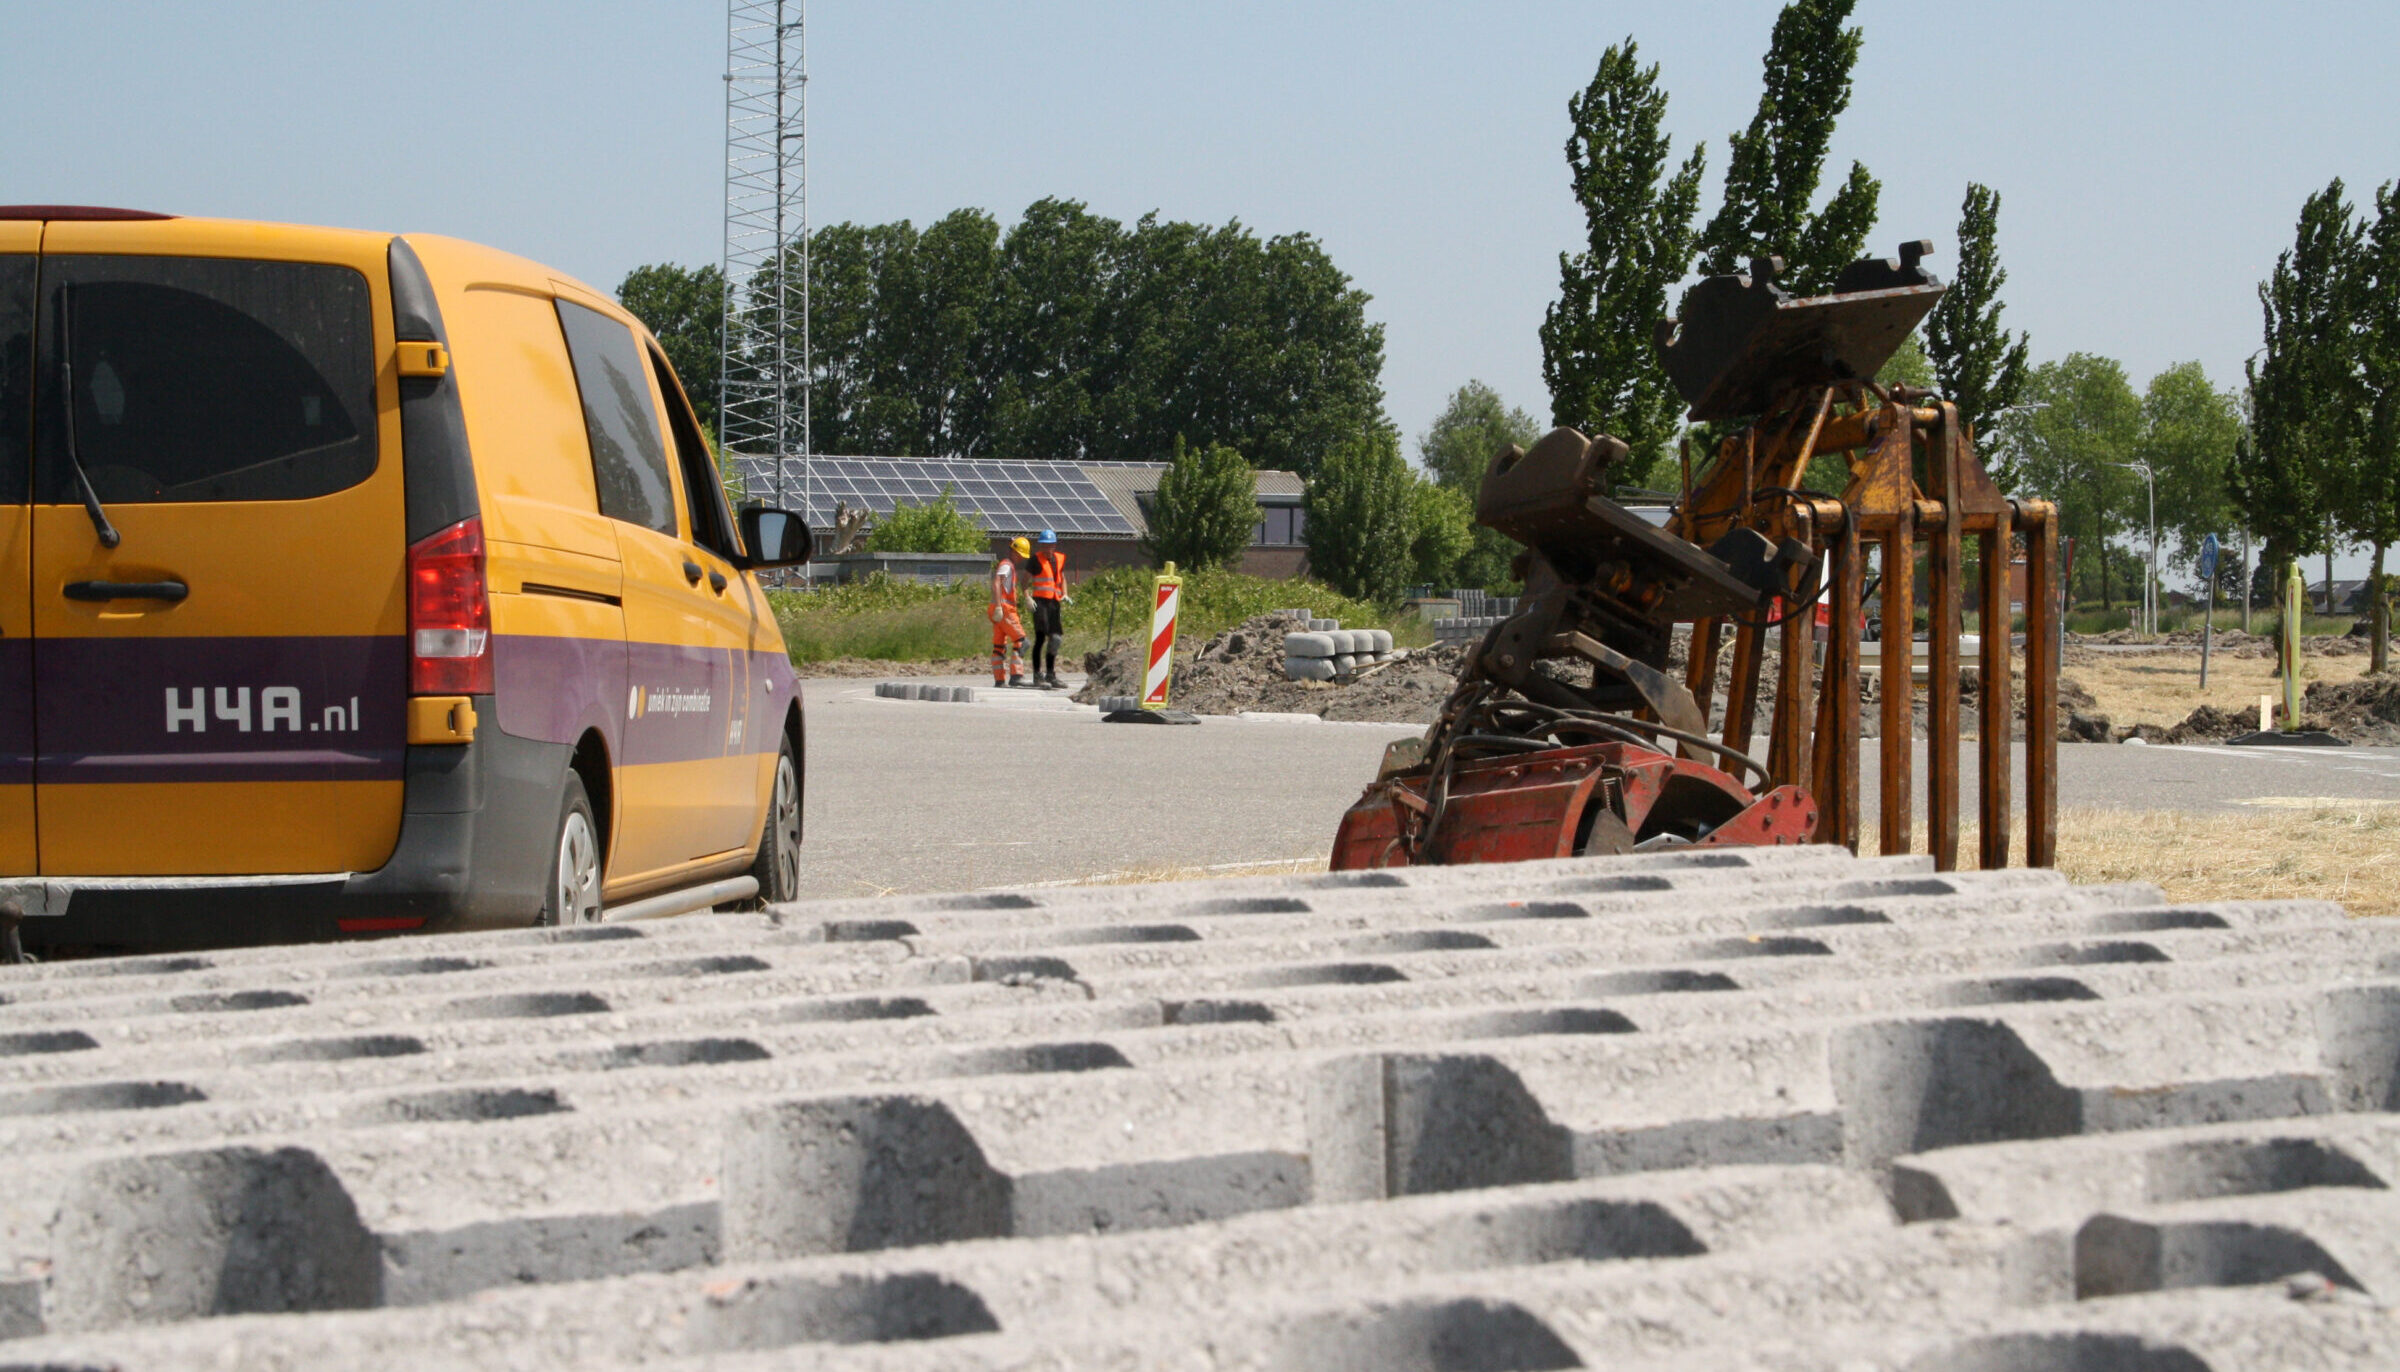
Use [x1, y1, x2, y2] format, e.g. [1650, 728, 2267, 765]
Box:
[737, 737, 802, 909]
[537, 773, 604, 927]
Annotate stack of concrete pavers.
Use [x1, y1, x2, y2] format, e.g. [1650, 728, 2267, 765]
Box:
[5, 848, 2400, 1368]
[1432, 613, 1508, 645]
[873, 682, 977, 703]
[1284, 623, 1396, 680]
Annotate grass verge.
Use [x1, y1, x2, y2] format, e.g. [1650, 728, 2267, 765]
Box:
[1011, 804, 2399, 918]
[769, 568, 1432, 666]
[1883, 804, 2399, 917]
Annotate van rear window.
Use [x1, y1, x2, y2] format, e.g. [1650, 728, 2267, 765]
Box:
[556, 300, 676, 537]
[37, 256, 376, 504]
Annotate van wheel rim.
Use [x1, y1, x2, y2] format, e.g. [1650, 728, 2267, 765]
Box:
[771, 754, 800, 900]
[558, 811, 602, 925]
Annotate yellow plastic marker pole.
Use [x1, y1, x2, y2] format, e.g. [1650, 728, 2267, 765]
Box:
[2283, 561, 2304, 732]
[1141, 561, 1185, 709]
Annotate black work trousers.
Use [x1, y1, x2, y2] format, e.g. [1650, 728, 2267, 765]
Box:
[1030, 597, 1064, 675]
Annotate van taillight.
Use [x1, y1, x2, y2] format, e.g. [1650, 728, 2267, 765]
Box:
[408, 517, 492, 695]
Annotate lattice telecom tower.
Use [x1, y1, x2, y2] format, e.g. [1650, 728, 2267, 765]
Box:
[719, 0, 810, 529]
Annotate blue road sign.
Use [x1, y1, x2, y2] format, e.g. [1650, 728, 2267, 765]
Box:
[2199, 532, 2220, 581]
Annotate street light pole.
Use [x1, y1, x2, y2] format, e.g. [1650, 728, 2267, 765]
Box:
[2114, 460, 2157, 636]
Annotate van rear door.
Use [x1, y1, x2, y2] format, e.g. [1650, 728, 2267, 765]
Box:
[0, 224, 35, 876]
[30, 224, 408, 876]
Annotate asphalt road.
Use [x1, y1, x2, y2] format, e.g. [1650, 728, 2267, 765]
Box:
[794, 675, 2400, 897]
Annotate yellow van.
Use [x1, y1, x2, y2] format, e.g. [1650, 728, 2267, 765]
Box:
[0, 207, 812, 950]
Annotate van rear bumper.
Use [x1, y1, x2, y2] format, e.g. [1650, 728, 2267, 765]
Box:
[17, 703, 571, 950]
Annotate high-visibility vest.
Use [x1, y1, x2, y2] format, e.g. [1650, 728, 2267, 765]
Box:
[1029, 549, 1067, 600]
[990, 558, 1020, 619]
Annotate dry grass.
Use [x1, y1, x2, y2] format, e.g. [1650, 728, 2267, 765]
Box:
[1030, 802, 2400, 921]
[1884, 803, 2400, 917]
[2059, 649, 2371, 730]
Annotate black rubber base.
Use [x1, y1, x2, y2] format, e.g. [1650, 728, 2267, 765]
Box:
[1104, 708, 1201, 725]
[2226, 730, 2349, 747]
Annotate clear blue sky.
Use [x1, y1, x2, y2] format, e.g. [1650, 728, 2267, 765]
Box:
[8, 1, 2395, 571]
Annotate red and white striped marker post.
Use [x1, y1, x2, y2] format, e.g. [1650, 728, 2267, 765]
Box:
[1141, 562, 1185, 709]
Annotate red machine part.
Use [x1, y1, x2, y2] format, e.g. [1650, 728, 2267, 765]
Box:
[1330, 742, 1818, 870]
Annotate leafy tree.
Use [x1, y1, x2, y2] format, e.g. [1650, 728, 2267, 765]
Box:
[2235, 180, 2360, 625]
[1142, 437, 1257, 571]
[1877, 333, 1933, 391]
[754, 203, 1386, 473]
[2357, 182, 2400, 669]
[863, 486, 989, 555]
[1922, 183, 2031, 449]
[885, 208, 1003, 458]
[1417, 382, 1538, 591]
[616, 263, 726, 433]
[983, 197, 1114, 462]
[796, 220, 921, 456]
[2005, 354, 2141, 608]
[1694, 0, 1879, 296]
[2134, 362, 2243, 582]
[1420, 381, 1542, 492]
[1540, 39, 1705, 484]
[1407, 479, 1477, 590]
[1093, 215, 1387, 477]
[1305, 430, 1415, 603]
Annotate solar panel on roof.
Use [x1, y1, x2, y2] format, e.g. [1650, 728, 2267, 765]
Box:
[725, 455, 1138, 538]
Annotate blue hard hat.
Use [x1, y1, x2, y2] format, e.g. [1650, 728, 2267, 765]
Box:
[1037, 529, 1057, 544]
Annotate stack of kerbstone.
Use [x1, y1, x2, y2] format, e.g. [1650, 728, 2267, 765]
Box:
[4, 850, 2400, 1367]
[874, 682, 977, 703]
[1430, 615, 1505, 645]
[1284, 622, 1396, 681]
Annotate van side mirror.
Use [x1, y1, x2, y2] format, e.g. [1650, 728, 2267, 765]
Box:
[737, 505, 813, 569]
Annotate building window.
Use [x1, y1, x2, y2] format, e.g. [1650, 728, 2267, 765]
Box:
[1255, 505, 1301, 546]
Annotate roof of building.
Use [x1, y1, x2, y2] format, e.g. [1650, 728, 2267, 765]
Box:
[734, 453, 1304, 541]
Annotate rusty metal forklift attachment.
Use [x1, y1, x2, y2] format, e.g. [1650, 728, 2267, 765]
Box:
[1664, 243, 2057, 870]
[1332, 240, 2058, 873]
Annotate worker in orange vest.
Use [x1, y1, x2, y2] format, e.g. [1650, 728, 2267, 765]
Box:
[1027, 529, 1072, 689]
[991, 537, 1030, 687]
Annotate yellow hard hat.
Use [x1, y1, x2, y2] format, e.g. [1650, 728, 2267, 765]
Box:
[1011, 537, 1032, 557]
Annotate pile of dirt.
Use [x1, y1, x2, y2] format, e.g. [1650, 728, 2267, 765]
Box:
[2302, 676, 2400, 745]
[1075, 613, 1469, 723]
[2163, 702, 2254, 744]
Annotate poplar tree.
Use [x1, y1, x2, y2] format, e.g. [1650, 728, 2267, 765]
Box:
[1922, 183, 2031, 450]
[2348, 181, 2399, 671]
[1539, 38, 1704, 486]
[1693, 0, 1879, 296]
[2234, 181, 2359, 623]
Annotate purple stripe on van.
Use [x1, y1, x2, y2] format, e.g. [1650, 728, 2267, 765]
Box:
[493, 633, 797, 768]
[0, 639, 31, 786]
[621, 637, 736, 768]
[493, 632, 625, 751]
[35, 635, 408, 785]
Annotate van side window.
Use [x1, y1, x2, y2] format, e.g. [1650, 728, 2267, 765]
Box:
[556, 300, 676, 537]
[0, 255, 30, 502]
[35, 256, 375, 504]
[647, 344, 738, 560]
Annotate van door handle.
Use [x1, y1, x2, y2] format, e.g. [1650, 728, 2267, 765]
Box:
[65, 579, 189, 604]
[682, 560, 703, 585]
